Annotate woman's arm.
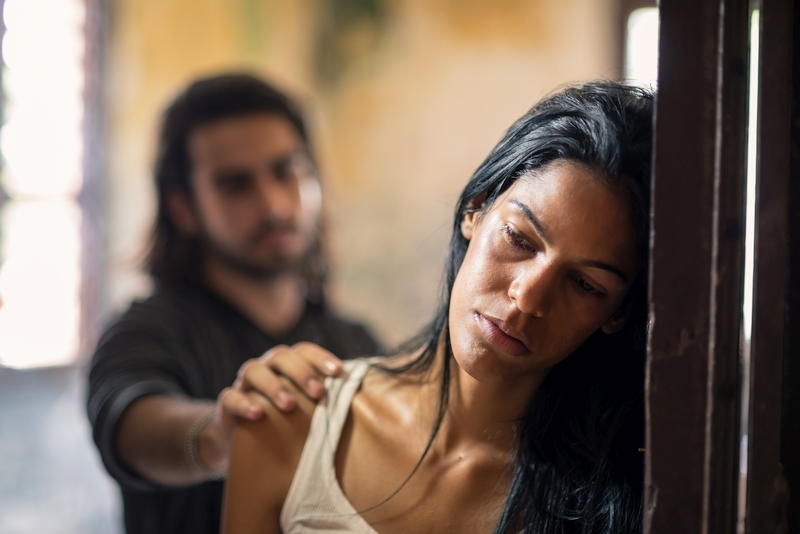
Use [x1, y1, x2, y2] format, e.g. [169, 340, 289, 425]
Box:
[221, 377, 317, 534]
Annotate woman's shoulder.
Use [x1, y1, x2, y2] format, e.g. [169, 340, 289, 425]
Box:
[222, 377, 318, 534]
[224, 361, 375, 504]
[232, 358, 374, 458]
[235, 373, 321, 464]
[222, 359, 378, 533]
[235, 357, 373, 444]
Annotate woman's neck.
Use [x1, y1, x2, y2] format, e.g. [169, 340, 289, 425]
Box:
[417, 344, 547, 457]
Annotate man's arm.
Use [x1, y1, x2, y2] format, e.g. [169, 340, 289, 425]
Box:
[110, 343, 343, 487]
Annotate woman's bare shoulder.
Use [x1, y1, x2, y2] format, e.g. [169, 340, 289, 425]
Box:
[221, 377, 317, 534]
[241, 375, 317, 455]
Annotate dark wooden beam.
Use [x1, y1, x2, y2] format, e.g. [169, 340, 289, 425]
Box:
[645, 0, 749, 531]
[781, 1, 800, 528]
[744, 0, 795, 530]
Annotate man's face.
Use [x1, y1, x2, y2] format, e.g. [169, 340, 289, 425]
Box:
[185, 113, 322, 277]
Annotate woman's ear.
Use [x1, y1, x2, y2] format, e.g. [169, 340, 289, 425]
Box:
[165, 188, 199, 236]
[601, 311, 628, 334]
[460, 194, 487, 240]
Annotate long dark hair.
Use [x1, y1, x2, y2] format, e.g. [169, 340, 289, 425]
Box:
[382, 81, 654, 533]
[146, 73, 329, 296]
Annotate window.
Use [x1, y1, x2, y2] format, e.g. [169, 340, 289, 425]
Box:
[0, 0, 87, 368]
[625, 7, 659, 88]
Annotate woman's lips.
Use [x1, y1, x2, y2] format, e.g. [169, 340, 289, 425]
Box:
[474, 312, 529, 356]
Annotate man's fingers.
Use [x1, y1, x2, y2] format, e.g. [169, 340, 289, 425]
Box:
[219, 387, 263, 420]
[257, 349, 327, 400]
[231, 343, 344, 411]
[261, 342, 342, 375]
[239, 360, 297, 411]
[257, 343, 345, 400]
[292, 342, 344, 376]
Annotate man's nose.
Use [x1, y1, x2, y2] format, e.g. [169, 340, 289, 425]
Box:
[255, 175, 296, 219]
[508, 260, 556, 317]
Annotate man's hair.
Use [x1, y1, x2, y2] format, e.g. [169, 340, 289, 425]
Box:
[146, 73, 328, 294]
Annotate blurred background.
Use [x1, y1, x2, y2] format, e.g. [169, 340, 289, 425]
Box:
[0, 0, 657, 531]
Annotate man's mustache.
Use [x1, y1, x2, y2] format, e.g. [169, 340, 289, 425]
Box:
[249, 219, 298, 243]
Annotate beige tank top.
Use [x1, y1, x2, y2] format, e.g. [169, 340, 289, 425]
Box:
[280, 358, 378, 533]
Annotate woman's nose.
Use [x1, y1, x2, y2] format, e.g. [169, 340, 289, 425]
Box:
[508, 261, 556, 317]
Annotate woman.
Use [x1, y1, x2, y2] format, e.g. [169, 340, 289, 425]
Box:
[223, 81, 653, 534]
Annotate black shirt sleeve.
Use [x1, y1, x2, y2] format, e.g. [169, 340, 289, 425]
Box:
[86, 297, 199, 492]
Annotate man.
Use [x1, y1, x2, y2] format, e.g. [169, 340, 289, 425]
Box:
[87, 73, 380, 534]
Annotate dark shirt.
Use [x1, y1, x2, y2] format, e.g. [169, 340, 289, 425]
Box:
[87, 284, 380, 534]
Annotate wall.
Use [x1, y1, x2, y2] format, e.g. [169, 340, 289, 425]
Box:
[105, 0, 618, 346]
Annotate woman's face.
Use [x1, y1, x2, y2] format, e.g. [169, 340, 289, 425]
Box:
[448, 160, 639, 384]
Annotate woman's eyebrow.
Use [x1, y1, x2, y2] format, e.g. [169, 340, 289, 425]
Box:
[577, 260, 629, 283]
[509, 199, 549, 241]
[509, 198, 630, 283]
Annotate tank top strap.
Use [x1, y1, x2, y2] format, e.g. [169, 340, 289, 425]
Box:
[280, 358, 377, 533]
[322, 358, 371, 441]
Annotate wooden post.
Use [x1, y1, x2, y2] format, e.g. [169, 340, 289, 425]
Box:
[781, 1, 800, 528]
[744, 0, 796, 531]
[645, 0, 749, 531]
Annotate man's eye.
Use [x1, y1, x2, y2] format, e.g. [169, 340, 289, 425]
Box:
[272, 154, 313, 182]
[272, 161, 295, 182]
[216, 174, 251, 192]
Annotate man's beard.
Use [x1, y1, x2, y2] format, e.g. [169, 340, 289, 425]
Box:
[198, 221, 313, 281]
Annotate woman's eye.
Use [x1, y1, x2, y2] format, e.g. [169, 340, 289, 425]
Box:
[502, 224, 532, 251]
[577, 278, 598, 294]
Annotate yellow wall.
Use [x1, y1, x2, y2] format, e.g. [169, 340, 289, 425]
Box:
[106, 0, 618, 345]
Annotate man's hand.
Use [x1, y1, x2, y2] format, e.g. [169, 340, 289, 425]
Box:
[115, 342, 343, 485]
[199, 343, 344, 472]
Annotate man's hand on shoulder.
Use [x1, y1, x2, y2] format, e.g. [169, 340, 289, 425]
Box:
[203, 343, 344, 471]
[114, 343, 342, 486]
